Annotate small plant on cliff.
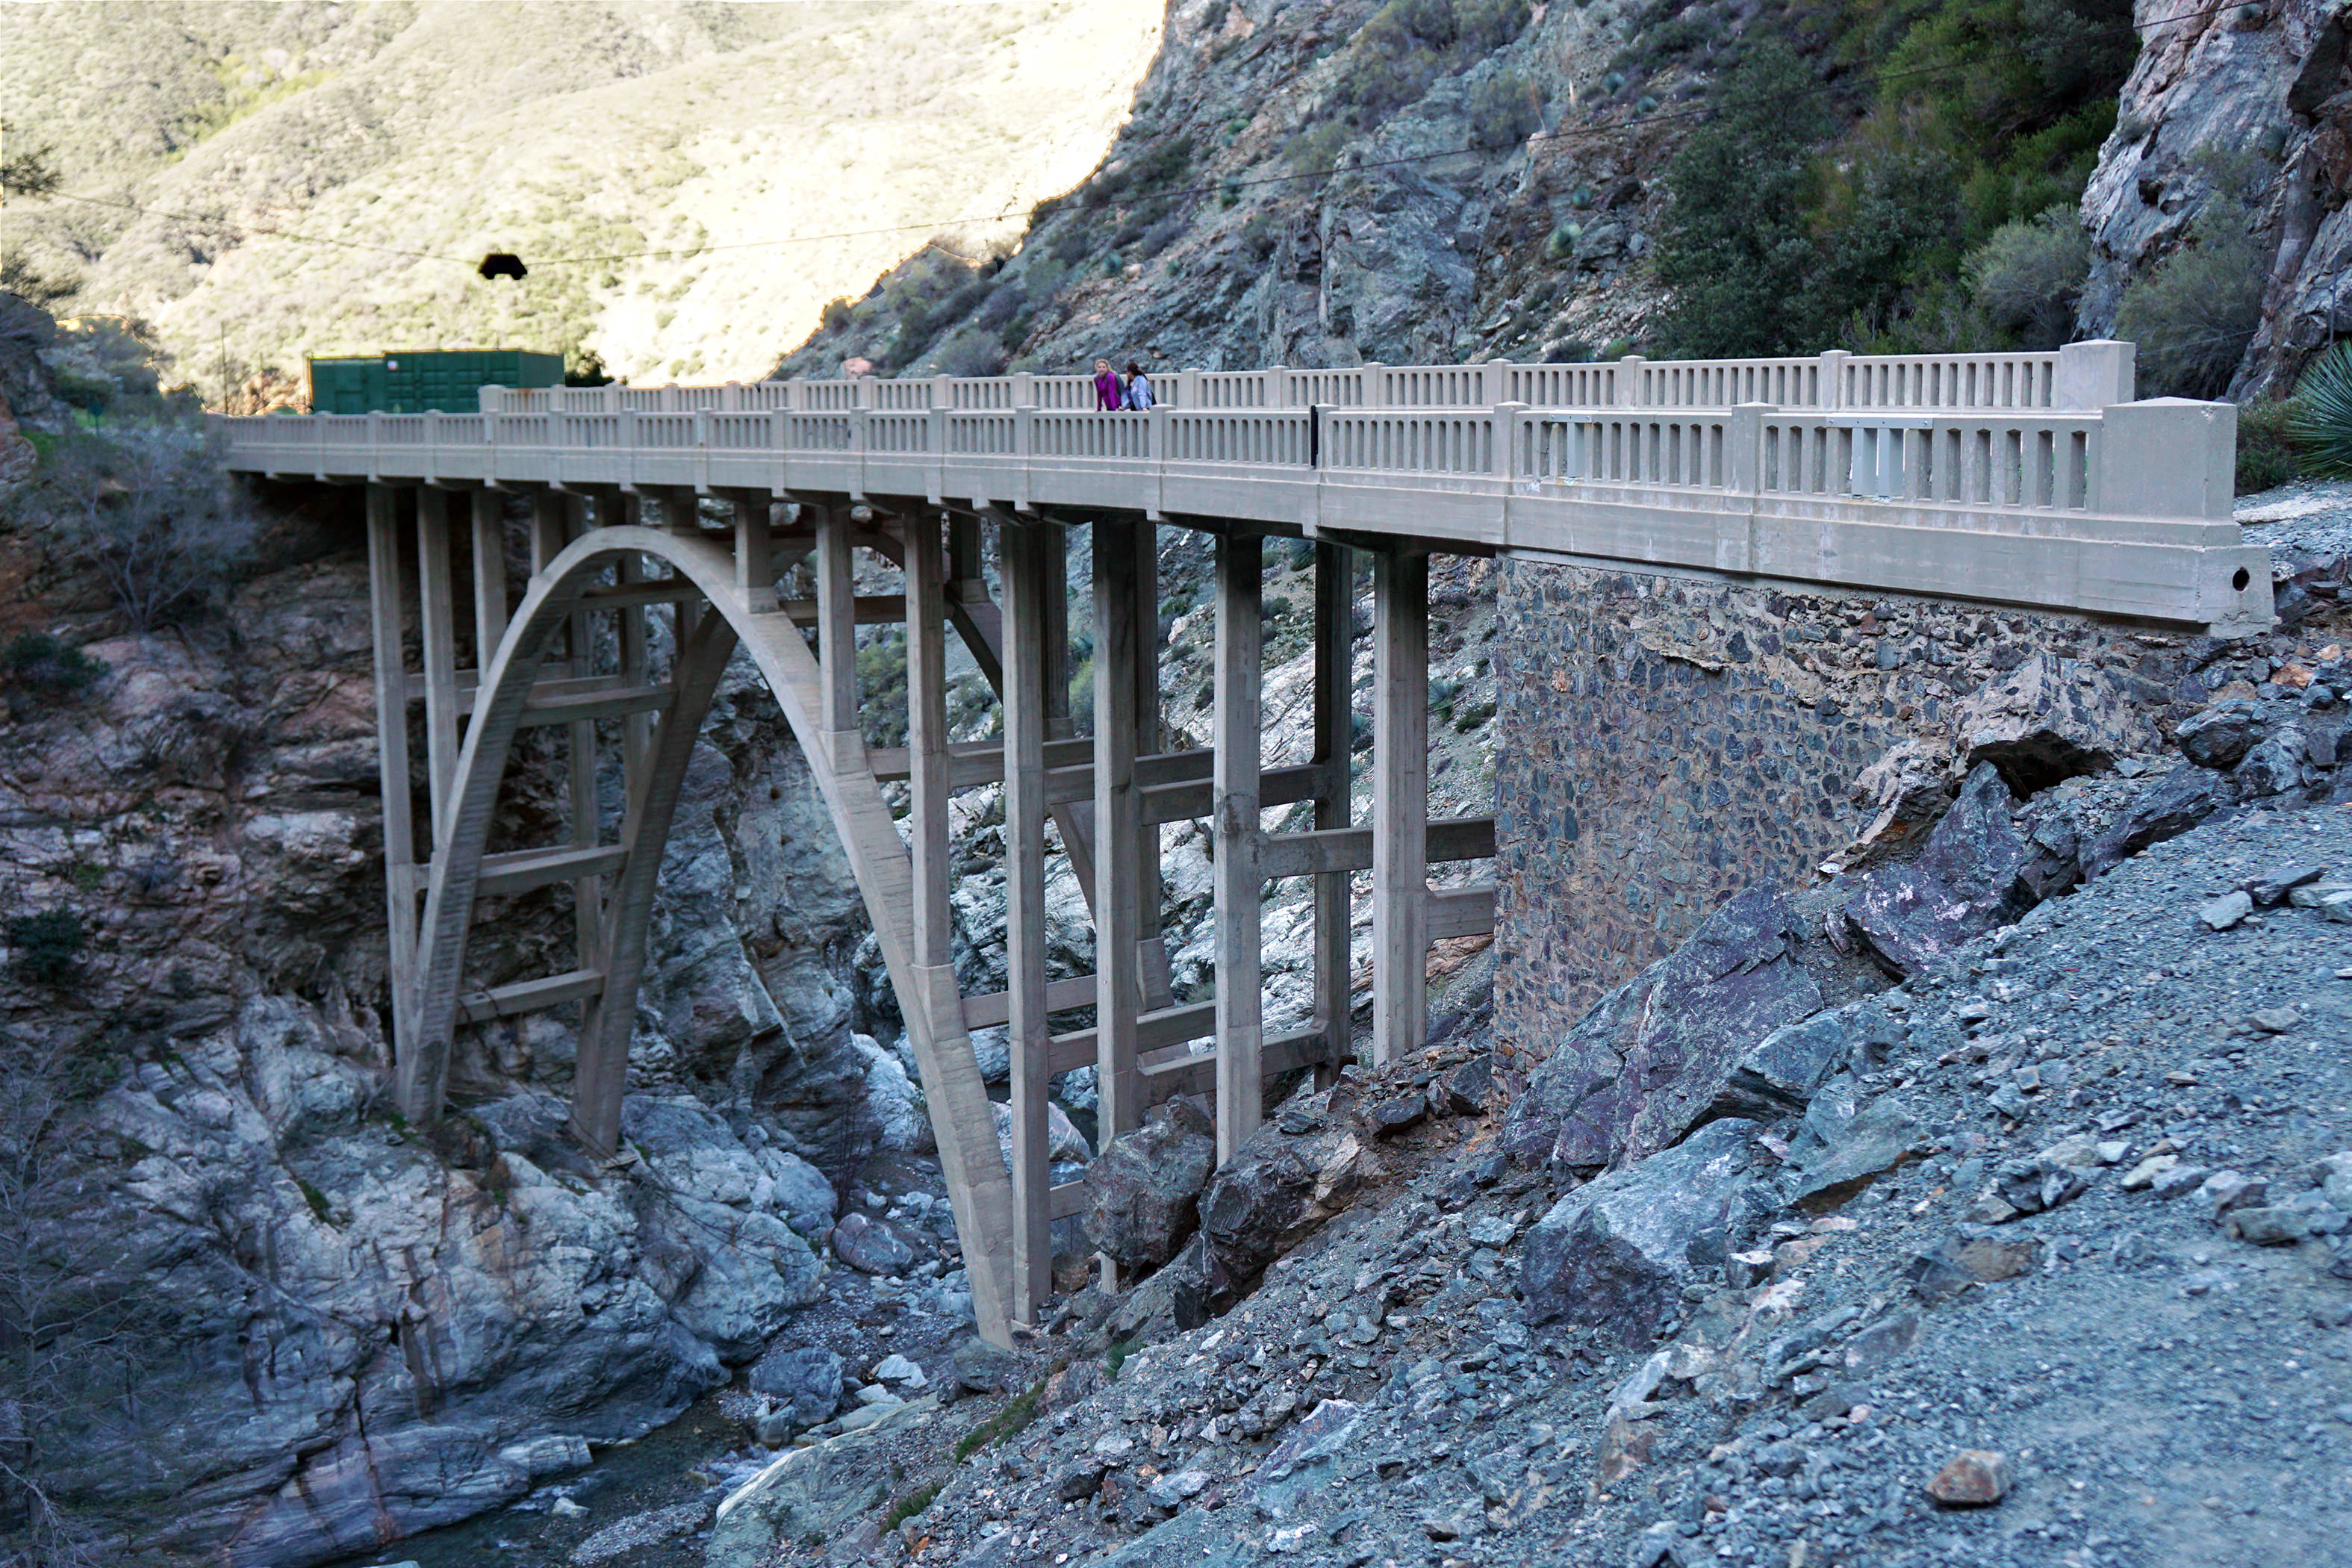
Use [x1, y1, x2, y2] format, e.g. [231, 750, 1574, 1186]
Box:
[0, 635, 104, 701]
[2237, 396, 2306, 495]
[1466, 69, 1542, 151]
[1965, 205, 2091, 351]
[952, 1378, 1044, 1460]
[880, 1479, 941, 1533]
[4, 423, 258, 631]
[0, 1028, 162, 1564]
[2289, 340, 2352, 481]
[6, 911, 82, 984]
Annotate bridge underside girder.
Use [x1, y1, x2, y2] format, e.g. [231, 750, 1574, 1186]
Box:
[358, 479, 1493, 1348]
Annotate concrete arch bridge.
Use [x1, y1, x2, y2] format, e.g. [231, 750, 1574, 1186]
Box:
[216, 340, 2264, 1348]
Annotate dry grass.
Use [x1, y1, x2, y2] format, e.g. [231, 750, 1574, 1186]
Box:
[0, 1, 1162, 393]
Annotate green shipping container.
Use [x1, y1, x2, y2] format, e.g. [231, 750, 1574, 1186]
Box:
[308, 350, 564, 415]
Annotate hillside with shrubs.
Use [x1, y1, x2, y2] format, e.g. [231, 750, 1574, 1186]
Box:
[779, 0, 2345, 486]
[0, 0, 1161, 396]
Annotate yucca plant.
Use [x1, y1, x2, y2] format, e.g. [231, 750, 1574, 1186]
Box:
[2291, 340, 2352, 477]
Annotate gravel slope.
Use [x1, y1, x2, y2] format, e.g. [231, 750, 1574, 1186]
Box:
[721, 797, 2352, 1568]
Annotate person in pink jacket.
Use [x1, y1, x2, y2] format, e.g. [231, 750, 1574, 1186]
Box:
[1093, 358, 1121, 411]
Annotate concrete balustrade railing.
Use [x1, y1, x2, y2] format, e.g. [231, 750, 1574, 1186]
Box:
[473, 340, 2134, 417]
[221, 341, 2264, 633]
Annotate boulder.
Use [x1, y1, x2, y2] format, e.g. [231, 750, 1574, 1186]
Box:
[706, 1398, 937, 1568]
[1504, 888, 1835, 1172]
[1428, 1053, 1497, 1116]
[991, 1098, 1092, 1168]
[830, 1210, 915, 1276]
[2233, 725, 2309, 797]
[1082, 1096, 1216, 1271]
[747, 1345, 843, 1436]
[2174, 700, 2263, 768]
[951, 1335, 1022, 1396]
[494, 1434, 590, 1479]
[2080, 762, 2234, 882]
[1199, 1093, 1381, 1279]
[1949, 653, 2132, 794]
[853, 1033, 932, 1155]
[1702, 1004, 1861, 1124]
[1832, 735, 1959, 874]
[1099, 1233, 1231, 1348]
[1519, 1118, 1767, 1344]
[1838, 763, 2035, 977]
[1789, 1097, 1923, 1211]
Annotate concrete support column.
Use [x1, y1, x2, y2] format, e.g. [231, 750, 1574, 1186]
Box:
[735, 496, 777, 612]
[367, 485, 423, 1095]
[416, 487, 461, 850]
[999, 517, 1054, 1319]
[617, 526, 653, 787]
[1092, 520, 1144, 1156]
[1213, 532, 1263, 1161]
[814, 505, 862, 771]
[1133, 525, 1174, 1010]
[905, 511, 954, 976]
[528, 491, 567, 582]
[564, 494, 603, 964]
[1372, 548, 1428, 1065]
[470, 490, 508, 673]
[1311, 541, 1355, 1077]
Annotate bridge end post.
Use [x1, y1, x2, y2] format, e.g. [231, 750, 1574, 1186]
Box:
[2058, 339, 2135, 411]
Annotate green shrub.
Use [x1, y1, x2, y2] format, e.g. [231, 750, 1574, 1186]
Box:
[2113, 204, 2263, 399]
[880, 1480, 941, 1532]
[3, 632, 105, 698]
[952, 1380, 1043, 1460]
[1651, 43, 1835, 357]
[933, 329, 1005, 379]
[2292, 340, 2352, 479]
[1283, 119, 1350, 173]
[3, 423, 259, 629]
[2236, 396, 2306, 494]
[1467, 70, 1542, 151]
[1965, 205, 2089, 349]
[10, 909, 84, 983]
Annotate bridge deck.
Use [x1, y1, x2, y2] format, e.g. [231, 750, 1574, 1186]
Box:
[220, 340, 2263, 634]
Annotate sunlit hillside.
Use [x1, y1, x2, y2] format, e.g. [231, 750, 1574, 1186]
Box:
[0, 0, 1162, 394]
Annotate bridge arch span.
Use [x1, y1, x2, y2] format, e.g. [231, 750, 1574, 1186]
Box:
[402, 522, 1015, 1340]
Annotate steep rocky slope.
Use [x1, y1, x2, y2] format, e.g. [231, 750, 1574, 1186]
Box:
[0, 0, 1162, 391]
[0, 298, 1508, 1566]
[662, 552, 2352, 1568]
[2026, 0, 2352, 398]
[0, 308, 912, 1566]
[780, 0, 1675, 379]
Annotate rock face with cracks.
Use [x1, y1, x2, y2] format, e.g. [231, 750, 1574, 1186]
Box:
[1519, 1116, 1770, 1343]
[1083, 1096, 1218, 1271]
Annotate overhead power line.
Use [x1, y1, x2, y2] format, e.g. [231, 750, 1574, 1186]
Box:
[5, 0, 2247, 275]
